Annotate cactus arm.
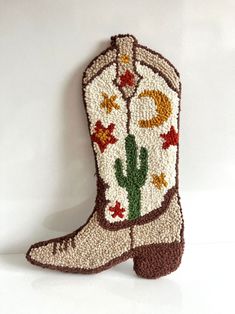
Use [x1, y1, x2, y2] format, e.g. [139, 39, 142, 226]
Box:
[114, 158, 127, 188]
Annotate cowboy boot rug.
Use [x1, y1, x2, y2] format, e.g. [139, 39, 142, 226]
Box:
[26, 34, 184, 279]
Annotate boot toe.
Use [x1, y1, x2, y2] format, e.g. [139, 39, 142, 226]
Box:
[26, 213, 132, 273]
[26, 241, 55, 268]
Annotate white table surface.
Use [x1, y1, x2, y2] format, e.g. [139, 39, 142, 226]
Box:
[1, 242, 234, 314]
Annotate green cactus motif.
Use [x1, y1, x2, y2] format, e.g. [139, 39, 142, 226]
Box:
[114, 134, 148, 220]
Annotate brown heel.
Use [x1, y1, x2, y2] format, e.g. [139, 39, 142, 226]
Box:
[133, 242, 184, 279]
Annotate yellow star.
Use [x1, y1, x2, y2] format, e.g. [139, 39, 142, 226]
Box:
[119, 54, 130, 64]
[152, 173, 168, 190]
[100, 92, 120, 114]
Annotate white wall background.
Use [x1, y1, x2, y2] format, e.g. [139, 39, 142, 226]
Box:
[0, 0, 235, 254]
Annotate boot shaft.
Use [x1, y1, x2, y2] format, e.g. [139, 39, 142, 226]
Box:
[83, 34, 181, 229]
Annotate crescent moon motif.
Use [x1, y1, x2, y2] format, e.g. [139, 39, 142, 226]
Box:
[138, 90, 172, 128]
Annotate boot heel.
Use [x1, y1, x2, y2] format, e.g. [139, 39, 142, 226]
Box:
[133, 242, 184, 279]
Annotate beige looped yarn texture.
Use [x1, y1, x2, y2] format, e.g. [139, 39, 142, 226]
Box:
[26, 34, 184, 279]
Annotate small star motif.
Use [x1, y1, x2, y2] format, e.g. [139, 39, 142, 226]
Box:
[91, 120, 117, 153]
[152, 173, 168, 190]
[109, 201, 125, 218]
[100, 92, 120, 114]
[119, 69, 135, 87]
[119, 54, 130, 64]
[160, 126, 179, 149]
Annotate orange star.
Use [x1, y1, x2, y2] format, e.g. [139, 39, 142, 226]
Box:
[100, 93, 120, 114]
[119, 54, 130, 64]
[152, 173, 168, 190]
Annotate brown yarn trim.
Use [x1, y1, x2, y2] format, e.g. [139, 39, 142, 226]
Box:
[82, 34, 182, 230]
[26, 240, 184, 277]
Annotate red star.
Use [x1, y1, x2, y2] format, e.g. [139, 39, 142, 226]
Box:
[119, 69, 135, 87]
[109, 201, 125, 218]
[160, 126, 179, 149]
[91, 120, 117, 153]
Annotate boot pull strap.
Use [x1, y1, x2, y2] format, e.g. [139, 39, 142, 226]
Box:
[111, 34, 140, 99]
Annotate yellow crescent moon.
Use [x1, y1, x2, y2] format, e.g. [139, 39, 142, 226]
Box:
[138, 90, 172, 128]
